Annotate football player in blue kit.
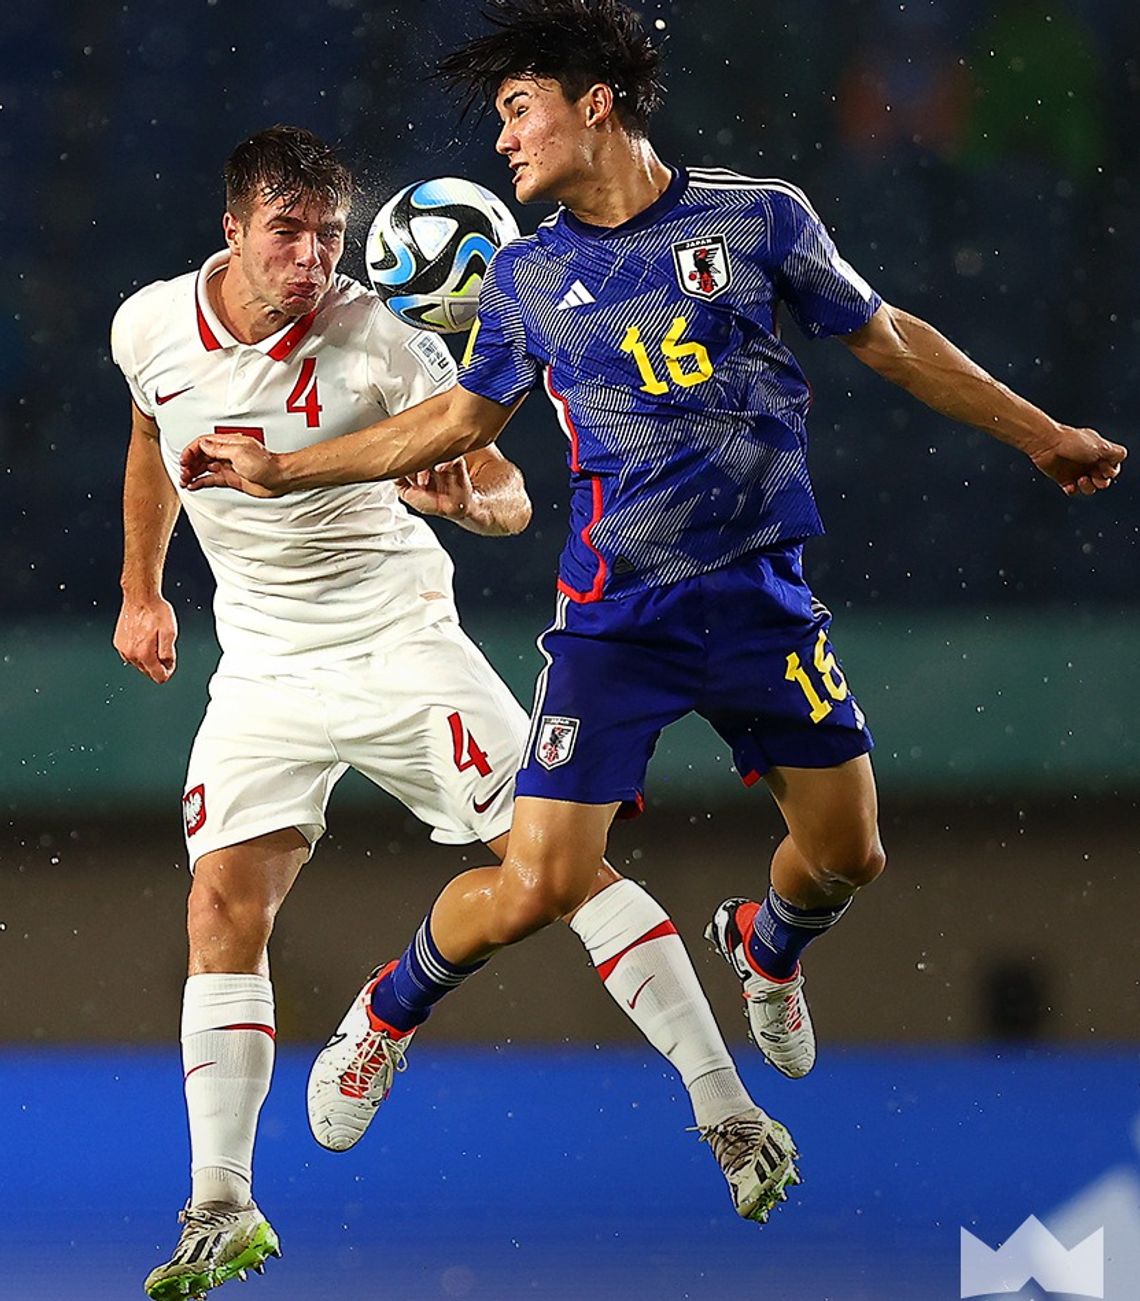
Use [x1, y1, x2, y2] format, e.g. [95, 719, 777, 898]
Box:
[184, 0, 1126, 1221]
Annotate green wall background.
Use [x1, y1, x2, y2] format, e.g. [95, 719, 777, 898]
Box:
[3, 609, 1136, 814]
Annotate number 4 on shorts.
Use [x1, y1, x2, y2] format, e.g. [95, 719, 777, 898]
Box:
[447, 711, 492, 777]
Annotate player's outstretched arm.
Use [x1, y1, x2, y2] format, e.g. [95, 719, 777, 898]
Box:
[181, 385, 522, 497]
[842, 303, 1126, 496]
[113, 404, 180, 684]
[396, 445, 533, 536]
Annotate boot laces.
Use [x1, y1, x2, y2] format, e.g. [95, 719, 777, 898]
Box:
[342, 1027, 410, 1100]
[698, 1115, 781, 1179]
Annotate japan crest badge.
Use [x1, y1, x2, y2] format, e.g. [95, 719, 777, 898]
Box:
[535, 715, 580, 770]
[672, 235, 732, 300]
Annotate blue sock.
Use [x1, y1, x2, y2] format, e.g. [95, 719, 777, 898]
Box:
[370, 914, 486, 1032]
[746, 886, 852, 980]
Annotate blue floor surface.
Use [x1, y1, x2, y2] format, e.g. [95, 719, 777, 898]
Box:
[2, 1046, 1138, 1299]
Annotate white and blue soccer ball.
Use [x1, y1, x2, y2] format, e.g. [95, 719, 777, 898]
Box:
[365, 177, 519, 333]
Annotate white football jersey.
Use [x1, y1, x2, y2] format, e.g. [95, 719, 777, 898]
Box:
[111, 251, 460, 662]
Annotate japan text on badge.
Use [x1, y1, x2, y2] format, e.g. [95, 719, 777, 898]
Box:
[534, 715, 580, 770]
[672, 235, 732, 300]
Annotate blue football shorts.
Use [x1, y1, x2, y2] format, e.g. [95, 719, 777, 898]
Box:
[514, 543, 873, 812]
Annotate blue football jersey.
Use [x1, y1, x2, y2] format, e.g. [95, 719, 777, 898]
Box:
[460, 165, 881, 602]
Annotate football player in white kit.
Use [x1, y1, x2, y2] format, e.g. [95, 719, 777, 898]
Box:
[113, 128, 787, 1298]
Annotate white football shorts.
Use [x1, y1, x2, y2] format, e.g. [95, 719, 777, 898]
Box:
[181, 618, 529, 869]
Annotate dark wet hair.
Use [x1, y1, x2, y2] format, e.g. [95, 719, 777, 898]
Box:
[437, 0, 665, 136]
[224, 125, 354, 224]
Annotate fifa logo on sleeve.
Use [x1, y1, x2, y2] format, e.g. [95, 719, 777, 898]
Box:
[960, 1217, 1104, 1298]
[534, 715, 579, 770]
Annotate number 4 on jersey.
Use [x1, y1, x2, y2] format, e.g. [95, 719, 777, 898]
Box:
[285, 357, 322, 428]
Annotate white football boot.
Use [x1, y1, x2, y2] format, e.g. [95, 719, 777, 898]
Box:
[706, 898, 816, 1078]
[699, 1108, 801, 1224]
[144, 1200, 280, 1299]
[307, 961, 416, 1152]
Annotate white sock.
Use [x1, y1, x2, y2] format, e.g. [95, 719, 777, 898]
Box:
[181, 973, 276, 1207]
[571, 879, 754, 1129]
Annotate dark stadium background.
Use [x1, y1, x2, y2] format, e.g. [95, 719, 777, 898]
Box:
[2, 1, 1138, 1297]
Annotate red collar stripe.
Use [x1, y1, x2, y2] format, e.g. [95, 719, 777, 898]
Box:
[196, 298, 223, 352]
[267, 308, 318, 362]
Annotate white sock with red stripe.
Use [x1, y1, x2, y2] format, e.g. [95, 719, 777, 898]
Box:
[181, 973, 275, 1208]
[570, 879, 754, 1129]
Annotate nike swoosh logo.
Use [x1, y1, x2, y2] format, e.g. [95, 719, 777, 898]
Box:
[627, 974, 655, 1010]
[183, 1060, 217, 1082]
[472, 778, 512, 814]
[156, 385, 194, 405]
[324, 1032, 347, 1049]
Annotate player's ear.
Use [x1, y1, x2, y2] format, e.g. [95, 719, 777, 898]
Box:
[222, 210, 242, 255]
[582, 83, 615, 129]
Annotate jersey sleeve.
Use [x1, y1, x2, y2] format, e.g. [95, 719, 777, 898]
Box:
[363, 303, 457, 417]
[763, 186, 881, 339]
[110, 296, 156, 418]
[458, 248, 540, 404]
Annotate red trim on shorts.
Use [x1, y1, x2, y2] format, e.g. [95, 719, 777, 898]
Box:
[741, 769, 762, 787]
[617, 791, 645, 820]
[596, 919, 678, 982]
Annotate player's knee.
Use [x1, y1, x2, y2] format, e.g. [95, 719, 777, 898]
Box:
[823, 834, 886, 891]
[493, 872, 591, 944]
[186, 878, 278, 955]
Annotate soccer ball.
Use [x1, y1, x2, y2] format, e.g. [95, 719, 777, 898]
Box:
[365, 177, 520, 333]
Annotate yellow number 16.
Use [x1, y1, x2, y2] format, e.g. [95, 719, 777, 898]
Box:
[786, 630, 850, 724]
[620, 315, 714, 395]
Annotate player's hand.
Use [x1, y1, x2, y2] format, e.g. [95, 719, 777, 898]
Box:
[396, 458, 477, 523]
[181, 434, 285, 497]
[1029, 425, 1127, 496]
[114, 596, 178, 684]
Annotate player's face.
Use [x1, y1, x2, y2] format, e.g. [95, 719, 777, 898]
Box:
[494, 77, 591, 203]
[225, 192, 347, 317]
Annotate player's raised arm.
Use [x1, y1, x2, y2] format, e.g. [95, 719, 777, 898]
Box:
[113, 402, 181, 683]
[180, 384, 520, 496]
[841, 302, 1127, 496]
[396, 444, 532, 536]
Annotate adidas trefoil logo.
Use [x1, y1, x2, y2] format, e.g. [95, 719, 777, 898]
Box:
[555, 279, 596, 311]
[960, 1217, 1104, 1298]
